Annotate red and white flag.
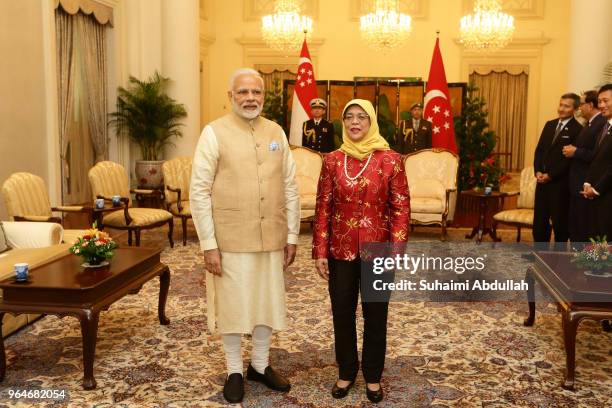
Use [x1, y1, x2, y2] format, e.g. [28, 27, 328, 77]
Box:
[288, 40, 318, 146]
[424, 37, 458, 153]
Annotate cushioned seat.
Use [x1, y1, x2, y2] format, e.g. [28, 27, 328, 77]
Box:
[1, 172, 89, 224]
[298, 194, 316, 220]
[0, 222, 73, 337]
[290, 146, 323, 223]
[492, 166, 536, 242]
[162, 157, 193, 246]
[103, 207, 173, 227]
[410, 198, 444, 214]
[404, 149, 459, 240]
[493, 209, 534, 225]
[89, 161, 174, 247]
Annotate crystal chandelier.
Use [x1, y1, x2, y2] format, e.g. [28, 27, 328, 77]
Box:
[261, 0, 313, 52]
[460, 0, 515, 51]
[360, 0, 412, 51]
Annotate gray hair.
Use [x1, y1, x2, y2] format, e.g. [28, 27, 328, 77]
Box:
[228, 68, 264, 91]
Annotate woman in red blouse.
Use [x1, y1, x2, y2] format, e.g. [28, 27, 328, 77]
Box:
[312, 99, 410, 403]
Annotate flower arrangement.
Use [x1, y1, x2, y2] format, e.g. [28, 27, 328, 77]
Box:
[470, 155, 511, 190]
[572, 236, 612, 274]
[69, 223, 118, 266]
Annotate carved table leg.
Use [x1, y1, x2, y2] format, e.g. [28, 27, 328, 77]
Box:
[561, 311, 582, 391]
[79, 309, 100, 390]
[0, 312, 5, 381]
[158, 267, 171, 325]
[523, 270, 535, 326]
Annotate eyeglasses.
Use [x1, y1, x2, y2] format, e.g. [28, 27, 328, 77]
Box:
[234, 88, 263, 97]
[343, 114, 370, 122]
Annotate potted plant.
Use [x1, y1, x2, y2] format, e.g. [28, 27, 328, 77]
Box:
[108, 72, 187, 188]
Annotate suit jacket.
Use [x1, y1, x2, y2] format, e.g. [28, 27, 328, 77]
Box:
[394, 119, 432, 154]
[568, 113, 606, 196]
[585, 120, 612, 196]
[534, 117, 582, 184]
[301, 119, 335, 153]
[312, 150, 410, 261]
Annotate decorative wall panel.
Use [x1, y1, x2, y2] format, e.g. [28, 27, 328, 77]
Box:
[243, 0, 318, 21]
[462, 0, 545, 19]
[350, 0, 429, 21]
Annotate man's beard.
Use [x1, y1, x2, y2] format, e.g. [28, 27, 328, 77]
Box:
[232, 99, 262, 120]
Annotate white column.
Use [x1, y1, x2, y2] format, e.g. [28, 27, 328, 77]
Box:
[161, 0, 200, 159]
[567, 0, 612, 91]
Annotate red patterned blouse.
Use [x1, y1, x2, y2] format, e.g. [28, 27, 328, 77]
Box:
[312, 149, 410, 261]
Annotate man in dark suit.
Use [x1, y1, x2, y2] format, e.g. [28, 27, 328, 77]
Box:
[394, 103, 432, 154]
[581, 84, 612, 240]
[562, 90, 606, 245]
[533, 93, 583, 250]
[301, 98, 335, 153]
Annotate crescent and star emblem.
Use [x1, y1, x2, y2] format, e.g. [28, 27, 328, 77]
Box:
[423, 89, 447, 112]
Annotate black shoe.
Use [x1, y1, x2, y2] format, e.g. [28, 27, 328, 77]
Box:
[331, 379, 355, 399]
[366, 384, 383, 403]
[246, 364, 291, 392]
[223, 373, 244, 403]
[603, 320, 611, 332]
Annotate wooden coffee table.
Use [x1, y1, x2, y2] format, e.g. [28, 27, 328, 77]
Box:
[524, 252, 612, 390]
[0, 247, 170, 390]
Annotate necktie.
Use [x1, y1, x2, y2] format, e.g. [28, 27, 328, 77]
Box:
[597, 122, 610, 147]
[551, 121, 564, 144]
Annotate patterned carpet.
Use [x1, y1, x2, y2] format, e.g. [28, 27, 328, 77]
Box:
[0, 224, 610, 407]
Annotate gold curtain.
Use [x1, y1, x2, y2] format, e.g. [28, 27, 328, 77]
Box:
[56, 8, 107, 204]
[55, 0, 113, 26]
[257, 68, 297, 94]
[55, 8, 77, 202]
[76, 12, 108, 163]
[469, 68, 529, 171]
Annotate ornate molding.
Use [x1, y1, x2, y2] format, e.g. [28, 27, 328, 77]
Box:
[199, 0, 209, 21]
[454, 35, 550, 58]
[350, 0, 429, 21]
[462, 0, 545, 19]
[236, 37, 324, 71]
[199, 33, 216, 56]
[243, 0, 318, 22]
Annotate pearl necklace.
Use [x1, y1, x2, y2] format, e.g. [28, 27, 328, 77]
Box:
[344, 153, 373, 181]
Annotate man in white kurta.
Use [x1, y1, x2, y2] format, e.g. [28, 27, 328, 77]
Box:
[190, 68, 300, 403]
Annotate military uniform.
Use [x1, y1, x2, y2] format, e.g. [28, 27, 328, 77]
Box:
[395, 118, 432, 154]
[301, 98, 336, 153]
[302, 118, 335, 153]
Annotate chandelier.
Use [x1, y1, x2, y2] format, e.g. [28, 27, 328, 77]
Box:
[360, 0, 412, 51]
[261, 0, 313, 52]
[460, 0, 515, 51]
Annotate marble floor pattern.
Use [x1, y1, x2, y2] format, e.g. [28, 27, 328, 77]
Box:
[0, 225, 610, 407]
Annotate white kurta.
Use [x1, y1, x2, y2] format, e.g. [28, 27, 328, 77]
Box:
[190, 124, 300, 334]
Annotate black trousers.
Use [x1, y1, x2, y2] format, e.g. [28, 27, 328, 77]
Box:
[590, 194, 612, 240]
[328, 258, 392, 383]
[533, 181, 569, 250]
[568, 194, 591, 245]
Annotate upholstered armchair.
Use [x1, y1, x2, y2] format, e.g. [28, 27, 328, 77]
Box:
[492, 166, 537, 242]
[403, 149, 459, 240]
[1, 172, 88, 223]
[88, 161, 174, 247]
[290, 146, 323, 223]
[162, 157, 192, 246]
